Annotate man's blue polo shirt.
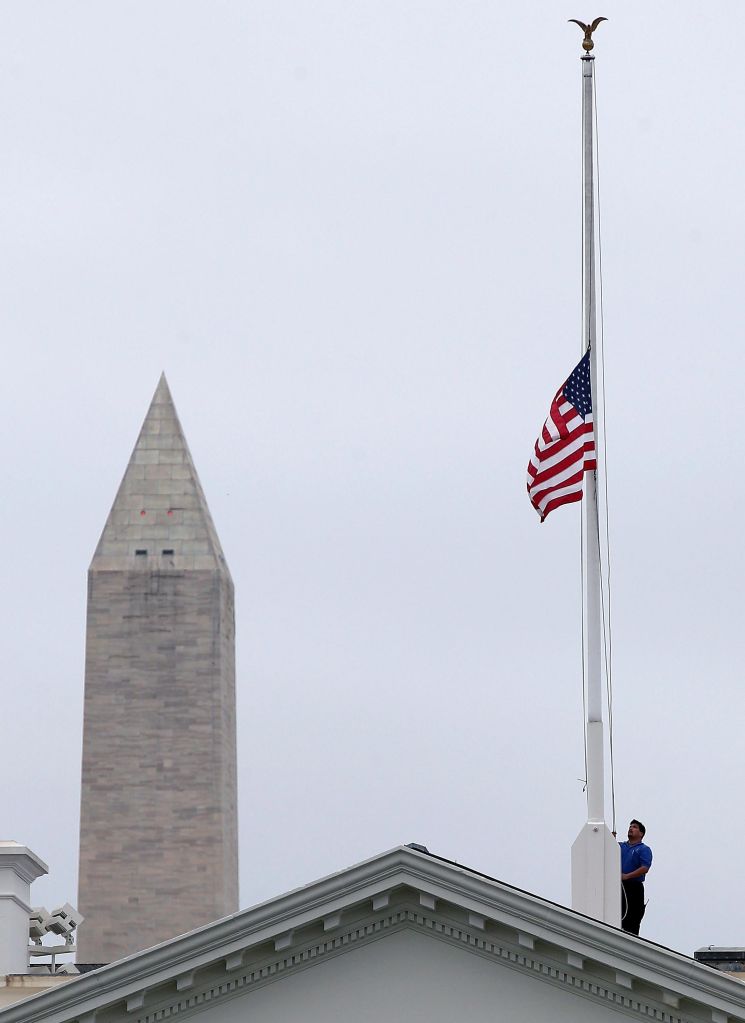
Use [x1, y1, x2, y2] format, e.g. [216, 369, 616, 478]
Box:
[620, 840, 652, 880]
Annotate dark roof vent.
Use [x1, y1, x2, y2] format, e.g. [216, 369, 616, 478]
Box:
[694, 948, 745, 974]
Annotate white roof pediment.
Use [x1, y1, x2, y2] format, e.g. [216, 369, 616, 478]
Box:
[2, 846, 743, 1023]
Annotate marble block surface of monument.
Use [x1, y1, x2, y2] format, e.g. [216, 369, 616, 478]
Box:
[77, 374, 238, 964]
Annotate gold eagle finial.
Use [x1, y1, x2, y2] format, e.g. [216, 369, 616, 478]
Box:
[568, 17, 607, 52]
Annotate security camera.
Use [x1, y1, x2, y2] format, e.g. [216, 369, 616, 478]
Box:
[29, 908, 51, 942]
[47, 904, 84, 943]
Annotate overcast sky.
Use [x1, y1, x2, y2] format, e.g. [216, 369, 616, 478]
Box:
[2, 1, 744, 960]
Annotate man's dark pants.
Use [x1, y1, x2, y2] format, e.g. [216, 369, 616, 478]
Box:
[622, 879, 646, 935]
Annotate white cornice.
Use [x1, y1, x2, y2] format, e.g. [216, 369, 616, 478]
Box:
[0, 894, 34, 914]
[0, 846, 48, 886]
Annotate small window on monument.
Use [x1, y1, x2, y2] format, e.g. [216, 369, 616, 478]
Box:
[135, 549, 148, 556]
[162, 549, 174, 556]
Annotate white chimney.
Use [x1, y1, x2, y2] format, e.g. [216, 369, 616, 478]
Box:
[0, 842, 48, 975]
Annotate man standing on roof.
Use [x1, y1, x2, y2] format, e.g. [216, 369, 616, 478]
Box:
[619, 819, 652, 935]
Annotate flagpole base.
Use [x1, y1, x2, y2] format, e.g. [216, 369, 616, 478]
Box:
[571, 822, 620, 927]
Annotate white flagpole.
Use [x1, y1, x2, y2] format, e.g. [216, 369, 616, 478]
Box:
[569, 25, 620, 927]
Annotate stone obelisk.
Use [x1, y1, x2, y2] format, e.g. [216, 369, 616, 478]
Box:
[77, 375, 238, 963]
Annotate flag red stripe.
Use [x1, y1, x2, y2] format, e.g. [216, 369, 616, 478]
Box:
[531, 468, 585, 508]
[540, 489, 584, 520]
[536, 418, 593, 457]
[531, 442, 594, 489]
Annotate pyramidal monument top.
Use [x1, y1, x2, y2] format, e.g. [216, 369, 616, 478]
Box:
[91, 373, 229, 574]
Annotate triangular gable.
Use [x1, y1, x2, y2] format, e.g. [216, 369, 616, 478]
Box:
[2, 847, 743, 1023]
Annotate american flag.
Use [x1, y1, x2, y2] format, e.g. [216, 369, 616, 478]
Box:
[527, 351, 596, 521]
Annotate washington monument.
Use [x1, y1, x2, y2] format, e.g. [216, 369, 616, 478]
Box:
[77, 375, 238, 963]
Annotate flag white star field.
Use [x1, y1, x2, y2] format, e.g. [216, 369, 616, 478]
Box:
[527, 351, 596, 522]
